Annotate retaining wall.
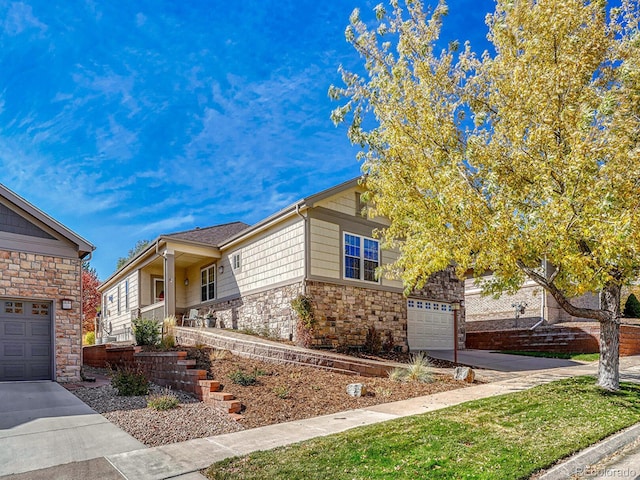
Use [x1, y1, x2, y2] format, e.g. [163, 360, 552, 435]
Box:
[466, 323, 640, 356]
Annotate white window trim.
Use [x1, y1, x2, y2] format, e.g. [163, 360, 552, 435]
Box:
[343, 231, 380, 284]
[201, 264, 216, 302]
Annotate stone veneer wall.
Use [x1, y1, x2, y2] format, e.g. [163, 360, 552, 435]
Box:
[0, 250, 82, 382]
[203, 282, 304, 340]
[307, 266, 465, 349]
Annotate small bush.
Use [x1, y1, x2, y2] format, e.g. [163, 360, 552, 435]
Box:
[110, 367, 149, 396]
[382, 330, 394, 353]
[83, 331, 96, 345]
[624, 294, 640, 318]
[160, 334, 176, 350]
[364, 326, 382, 354]
[388, 352, 432, 383]
[163, 315, 177, 337]
[210, 349, 229, 361]
[147, 388, 180, 410]
[291, 294, 315, 347]
[132, 318, 161, 346]
[272, 385, 290, 399]
[228, 369, 258, 386]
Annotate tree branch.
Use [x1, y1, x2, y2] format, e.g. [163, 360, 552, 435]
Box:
[516, 260, 608, 321]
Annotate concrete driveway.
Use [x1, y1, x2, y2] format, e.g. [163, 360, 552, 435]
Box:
[429, 349, 584, 371]
[0, 381, 144, 477]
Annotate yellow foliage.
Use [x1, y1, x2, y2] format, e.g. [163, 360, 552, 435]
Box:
[332, 0, 640, 306]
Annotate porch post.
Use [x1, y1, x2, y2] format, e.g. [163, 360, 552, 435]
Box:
[164, 250, 176, 319]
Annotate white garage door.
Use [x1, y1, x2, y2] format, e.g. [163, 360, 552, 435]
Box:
[0, 299, 52, 381]
[407, 299, 454, 351]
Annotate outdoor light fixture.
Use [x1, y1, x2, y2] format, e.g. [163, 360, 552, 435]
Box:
[184, 278, 189, 286]
[61, 299, 72, 310]
[218, 265, 224, 274]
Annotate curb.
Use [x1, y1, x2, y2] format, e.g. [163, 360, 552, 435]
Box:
[538, 422, 640, 479]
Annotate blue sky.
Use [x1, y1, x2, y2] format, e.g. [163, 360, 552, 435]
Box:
[0, 0, 494, 280]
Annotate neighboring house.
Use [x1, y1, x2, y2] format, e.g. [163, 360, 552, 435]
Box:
[465, 271, 599, 332]
[0, 184, 95, 382]
[99, 178, 464, 351]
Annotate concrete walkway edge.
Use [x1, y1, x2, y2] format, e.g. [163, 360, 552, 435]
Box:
[537, 423, 640, 480]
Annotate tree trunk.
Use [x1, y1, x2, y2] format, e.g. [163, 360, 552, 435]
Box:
[598, 284, 621, 391]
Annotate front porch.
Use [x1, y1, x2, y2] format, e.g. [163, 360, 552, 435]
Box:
[137, 241, 221, 324]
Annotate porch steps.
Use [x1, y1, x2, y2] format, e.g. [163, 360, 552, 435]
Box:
[175, 327, 404, 378]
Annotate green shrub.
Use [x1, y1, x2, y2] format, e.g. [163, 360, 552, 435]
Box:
[624, 294, 640, 318]
[228, 369, 258, 386]
[160, 334, 176, 350]
[291, 294, 315, 347]
[147, 388, 180, 410]
[110, 367, 149, 396]
[388, 352, 433, 383]
[132, 318, 161, 346]
[363, 325, 382, 354]
[272, 385, 290, 399]
[83, 331, 96, 345]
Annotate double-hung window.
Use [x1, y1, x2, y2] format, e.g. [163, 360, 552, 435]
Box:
[201, 265, 216, 302]
[344, 233, 379, 282]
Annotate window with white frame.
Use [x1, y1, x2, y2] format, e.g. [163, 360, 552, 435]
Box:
[232, 253, 241, 271]
[201, 265, 216, 302]
[344, 232, 379, 282]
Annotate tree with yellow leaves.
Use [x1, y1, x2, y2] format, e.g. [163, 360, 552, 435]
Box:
[331, 0, 640, 390]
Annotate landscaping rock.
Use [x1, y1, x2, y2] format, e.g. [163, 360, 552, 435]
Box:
[346, 383, 367, 397]
[453, 366, 475, 383]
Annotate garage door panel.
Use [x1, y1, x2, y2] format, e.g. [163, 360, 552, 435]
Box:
[0, 299, 52, 381]
[31, 322, 50, 337]
[30, 343, 50, 357]
[4, 321, 26, 336]
[407, 300, 454, 351]
[3, 343, 25, 357]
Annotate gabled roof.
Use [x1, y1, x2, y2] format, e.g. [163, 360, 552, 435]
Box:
[164, 221, 250, 246]
[0, 183, 95, 258]
[220, 177, 363, 248]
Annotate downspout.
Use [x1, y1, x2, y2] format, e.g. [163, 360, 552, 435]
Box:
[295, 203, 308, 291]
[294, 202, 308, 342]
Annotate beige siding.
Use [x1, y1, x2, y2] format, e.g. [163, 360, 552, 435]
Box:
[216, 217, 305, 299]
[140, 265, 163, 306]
[102, 271, 138, 336]
[315, 190, 357, 215]
[310, 218, 340, 279]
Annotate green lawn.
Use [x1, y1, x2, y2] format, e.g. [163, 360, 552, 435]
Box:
[496, 350, 600, 362]
[205, 377, 640, 480]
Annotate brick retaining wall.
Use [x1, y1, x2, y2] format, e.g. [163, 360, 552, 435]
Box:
[466, 323, 640, 356]
[82, 345, 216, 401]
[82, 344, 139, 369]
